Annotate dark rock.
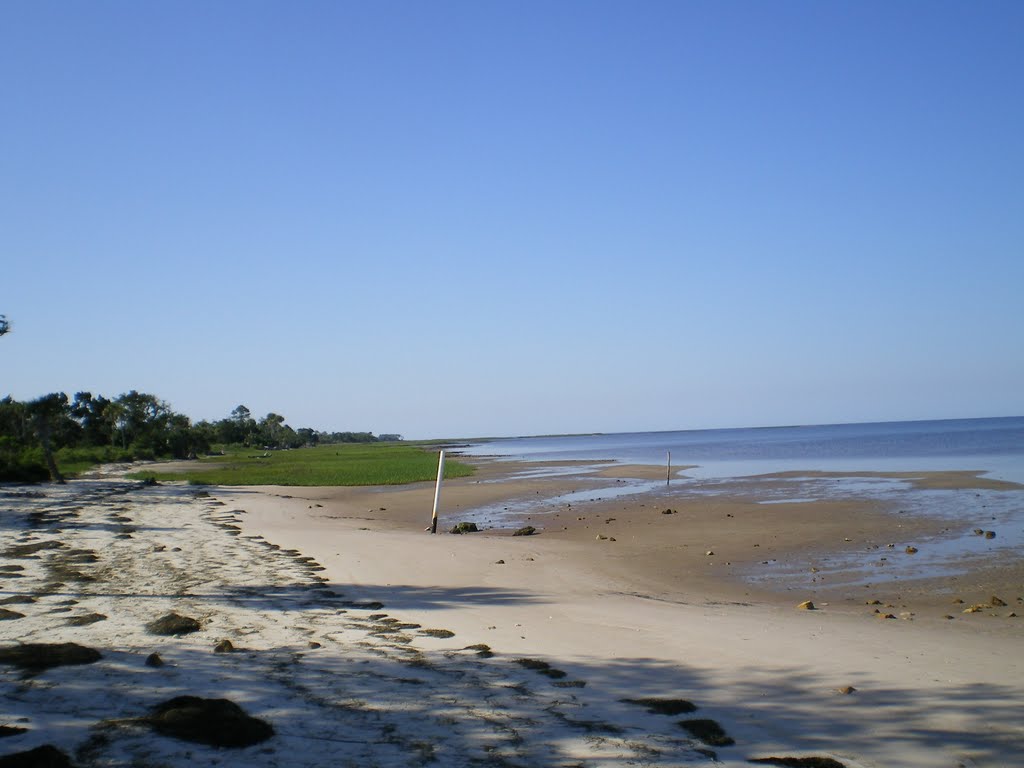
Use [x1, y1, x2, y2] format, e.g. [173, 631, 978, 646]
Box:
[66, 613, 106, 627]
[513, 526, 536, 537]
[0, 744, 73, 767]
[749, 757, 848, 767]
[0, 643, 101, 671]
[213, 640, 235, 653]
[449, 522, 479, 534]
[146, 613, 201, 636]
[144, 696, 273, 747]
[990, 596, 1008, 607]
[0, 610, 24, 621]
[0, 725, 29, 738]
[621, 697, 697, 715]
[678, 718, 734, 746]
[984, 530, 996, 539]
[145, 653, 164, 667]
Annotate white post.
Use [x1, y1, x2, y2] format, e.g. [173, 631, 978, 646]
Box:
[430, 450, 445, 534]
[666, 450, 671, 486]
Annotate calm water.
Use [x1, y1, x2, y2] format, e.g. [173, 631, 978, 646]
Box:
[455, 417, 1024, 587]
[457, 416, 1024, 483]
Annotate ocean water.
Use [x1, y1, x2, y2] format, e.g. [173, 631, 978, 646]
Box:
[457, 416, 1024, 484]
[454, 417, 1024, 587]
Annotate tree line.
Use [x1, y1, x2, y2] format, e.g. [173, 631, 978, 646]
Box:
[0, 391, 402, 483]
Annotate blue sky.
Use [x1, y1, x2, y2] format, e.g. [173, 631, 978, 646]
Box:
[2, 1, 1022, 439]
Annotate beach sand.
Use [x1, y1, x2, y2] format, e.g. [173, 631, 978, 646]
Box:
[1, 458, 1021, 767]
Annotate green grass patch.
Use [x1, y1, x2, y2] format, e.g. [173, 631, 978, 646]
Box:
[128, 443, 474, 487]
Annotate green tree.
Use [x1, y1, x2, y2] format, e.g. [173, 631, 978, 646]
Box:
[258, 412, 286, 448]
[27, 393, 72, 483]
[0, 315, 9, 336]
[71, 391, 115, 446]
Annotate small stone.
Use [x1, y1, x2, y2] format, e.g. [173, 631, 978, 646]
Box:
[797, 600, 815, 610]
[145, 652, 164, 667]
[905, 546, 918, 554]
[990, 596, 1008, 607]
[973, 528, 985, 535]
[213, 639, 235, 653]
[705, 551, 714, 556]
[837, 685, 857, 695]
[308, 641, 322, 649]
[495, 559, 505, 564]
[513, 526, 536, 537]
[984, 530, 996, 539]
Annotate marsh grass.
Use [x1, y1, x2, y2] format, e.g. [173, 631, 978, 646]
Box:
[129, 444, 474, 487]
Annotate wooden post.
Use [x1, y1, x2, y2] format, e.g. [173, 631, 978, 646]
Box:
[430, 450, 445, 534]
[666, 450, 671, 486]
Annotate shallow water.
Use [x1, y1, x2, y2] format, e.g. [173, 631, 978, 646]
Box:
[453, 419, 1024, 588]
[457, 416, 1024, 483]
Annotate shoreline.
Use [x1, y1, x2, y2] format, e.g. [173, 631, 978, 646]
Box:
[2, 459, 1022, 767]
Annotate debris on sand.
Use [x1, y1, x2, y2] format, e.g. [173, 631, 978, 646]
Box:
[513, 658, 567, 679]
[143, 696, 273, 747]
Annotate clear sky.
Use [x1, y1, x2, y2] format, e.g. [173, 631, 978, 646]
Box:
[2, 1, 1022, 439]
